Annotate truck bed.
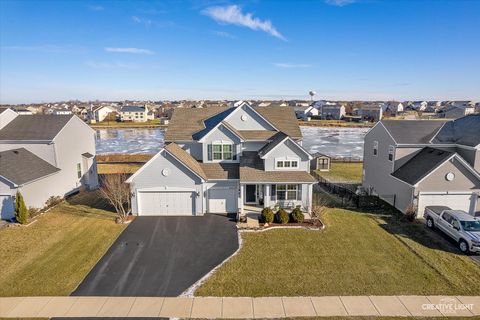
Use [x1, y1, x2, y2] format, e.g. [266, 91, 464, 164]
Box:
[425, 206, 451, 216]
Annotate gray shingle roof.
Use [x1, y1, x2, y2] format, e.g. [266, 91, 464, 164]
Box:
[381, 120, 447, 144]
[199, 163, 239, 180]
[391, 147, 454, 185]
[0, 148, 60, 185]
[432, 114, 480, 147]
[120, 106, 146, 112]
[0, 115, 74, 141]
[258, 132, 288, 157]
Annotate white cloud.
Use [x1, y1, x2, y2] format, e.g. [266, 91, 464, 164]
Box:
[104, 47, 155, 55]
[212, 30, 236, 39]
[132, 15, 153, 27]
[273, 63, 312, 68]
[84, 61, 138, 69]
[88, 5, 104, 11]
[325, 0, 355, 6]
[202, 5, 286, 41]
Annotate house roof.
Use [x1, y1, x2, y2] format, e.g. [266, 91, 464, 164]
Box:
[432, 114, 480, 147]
[381, 120, 447, 144]
[164, 143, 207, 180]
[258, 132, 288, 157]
[0, 107, 12, 114]
[120, 106, 145, 112]
[199, 163, 239, 180]
[240, 152, 316, 183]
[0, 115, 74, 141]
[165, 105, 302, 141]
[192, 107, 238, 140]
[237, 130, 278, 141]
[0, 148, 60, 185]
[391, 147, 454, 185]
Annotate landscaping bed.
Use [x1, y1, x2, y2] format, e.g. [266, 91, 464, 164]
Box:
[260, 219, 323, 230]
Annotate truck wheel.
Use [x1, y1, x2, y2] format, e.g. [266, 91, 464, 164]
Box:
[459, 240, 470, 254]
[426, 217, 434, 229]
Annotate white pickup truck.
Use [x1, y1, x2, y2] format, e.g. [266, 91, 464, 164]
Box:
[424, 206, 480, 254]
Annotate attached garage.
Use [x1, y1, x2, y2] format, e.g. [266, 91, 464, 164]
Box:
[208, 186, 237, 213]
[137, 190, 196, 216]
[417, 192, 478, 216]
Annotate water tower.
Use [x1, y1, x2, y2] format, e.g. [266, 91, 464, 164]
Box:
[309, 90, 317, 102]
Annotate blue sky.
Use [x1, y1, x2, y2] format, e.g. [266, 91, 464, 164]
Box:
[1, 0, 479, 103]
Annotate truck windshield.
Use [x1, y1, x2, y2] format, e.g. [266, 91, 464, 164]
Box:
[460, 220, 480, 232]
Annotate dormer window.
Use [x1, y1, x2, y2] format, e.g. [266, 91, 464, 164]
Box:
[210, 141, 235, 161]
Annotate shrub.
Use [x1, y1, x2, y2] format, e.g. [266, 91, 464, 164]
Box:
[260, 207, 274, 223]
[290, 207, 305, 223]
[28, 207, 41, 219]
[404, 204, 416, 222]
[45, 196, 62, 209]
[15, 191, 28, 224]
[275, 208, 289, 224]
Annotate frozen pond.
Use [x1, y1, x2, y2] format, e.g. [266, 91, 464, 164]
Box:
[96, 126, 368, 159]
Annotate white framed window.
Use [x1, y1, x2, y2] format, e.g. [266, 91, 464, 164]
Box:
[276, 184, 298, 200]
[373, 141, 378, 156]
[76, 163, 82, 179]
[275, 158, 299, 169]
[211, 142, 234, 161]
[388, 145, 394, 161]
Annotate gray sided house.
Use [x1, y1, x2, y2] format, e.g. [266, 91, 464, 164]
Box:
[320, 104, 346, 120]
[363, 115, 480, 217]
[0, 114, 99, 220]
[126, 102, 316, 216]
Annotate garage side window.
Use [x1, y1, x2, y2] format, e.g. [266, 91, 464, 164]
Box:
[388, 145, 394, 161]
[77, 163, 82, 179]
[373, 141, 378, 156]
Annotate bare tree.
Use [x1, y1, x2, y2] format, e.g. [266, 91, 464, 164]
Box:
[99, 173, 131, 223]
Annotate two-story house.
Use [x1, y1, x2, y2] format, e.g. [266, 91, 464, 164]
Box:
[363, 115, 480, 217]
[0, 114, 99, 220]
[119, 105, 154, 122]
[126, 101, 316, 216]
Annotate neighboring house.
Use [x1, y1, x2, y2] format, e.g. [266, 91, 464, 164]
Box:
[294, 105, 319, 119]
[0, 107, 17, 130]
[382, 101, 404, 115]
[320, 104, 346, 120]
[409, 101, 428, 111]
[437, 105, 476, 119]
[90, 105, 115, 123]
[0, 114, 99, 220]
[126, 102, 316, 216]
[363, 115, 480, 217]
[119, 106, 153, 122]
[14, 108, 33, 115]
[355, 104, 383, 121]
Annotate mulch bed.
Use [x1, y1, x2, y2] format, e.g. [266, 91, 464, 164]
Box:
[259, 219, 323, 229]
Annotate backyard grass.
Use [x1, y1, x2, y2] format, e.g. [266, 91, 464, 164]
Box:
[316, 162, 363, 183]
[0, 192, 126, 296]
[97, 163, 142, 174]
[196, 207, 480, 297]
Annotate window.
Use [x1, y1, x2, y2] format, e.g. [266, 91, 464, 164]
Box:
[76, 163, 82, 179]
[211, 143, 234, 160]
[276, 159, 299, 169]
[388, 145, 394, 161]
[276, 184, 298, 200]
[373, 141, 378, 156]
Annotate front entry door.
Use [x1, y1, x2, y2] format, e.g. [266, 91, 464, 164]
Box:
[245, 185, 256, 203]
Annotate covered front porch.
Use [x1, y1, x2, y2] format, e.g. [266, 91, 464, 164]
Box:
[239, 183, 313, 215]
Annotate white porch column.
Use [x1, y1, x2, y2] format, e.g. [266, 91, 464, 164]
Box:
[265, 184, 271, 208]
[239, 183, 244, 214]
[308, 184, 313, 214]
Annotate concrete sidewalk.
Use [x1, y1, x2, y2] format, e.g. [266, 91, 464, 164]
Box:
[0, 295, 478, 318]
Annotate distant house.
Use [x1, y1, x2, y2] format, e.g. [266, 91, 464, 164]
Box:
[90, 105, 115, 123]
[293, 106, 318, 120]
[0, 107, 18, 130]
[119, 106, 153, 122]
[53, 109, 73, 115]
[320, 104, 346, 120]
[14, 108, 33, 115]
[355, 104, 383, 121]
[437, 105, 476, 119]
[0, 115, 99, 220]
[382, 102, 404, 115]
[409, 101, 428, 111]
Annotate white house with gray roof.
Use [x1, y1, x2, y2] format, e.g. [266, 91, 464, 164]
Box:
[119, 105, 154, 122]
[0, 114, 99, 220]
[126, 101, 316, 216]
[363, 115, 480, 217]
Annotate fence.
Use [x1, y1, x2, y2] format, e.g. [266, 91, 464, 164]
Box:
[313, 174, 397, 211]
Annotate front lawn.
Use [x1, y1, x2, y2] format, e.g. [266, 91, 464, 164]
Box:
[316, 162, 363, 183]
[0, 192, 126, 296]
[196, 207, 480, 297]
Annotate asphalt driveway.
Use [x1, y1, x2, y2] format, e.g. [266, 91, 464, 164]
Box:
[72, 214, 238, 297]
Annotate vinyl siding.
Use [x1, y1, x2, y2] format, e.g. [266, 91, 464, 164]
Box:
[201, 124, 241, 163]
[225, 105, 275, 130]
[263, 139, 310, 171]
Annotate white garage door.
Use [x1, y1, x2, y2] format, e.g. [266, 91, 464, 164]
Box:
[417, 192, 477, 217]
[138, 191, 195, 216]
[0, 195, 14, 220]
[209, 187, 237, 213]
